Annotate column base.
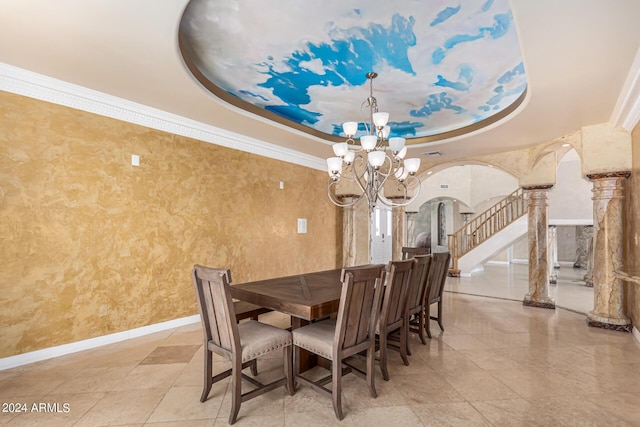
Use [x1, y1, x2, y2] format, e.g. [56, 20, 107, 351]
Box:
[448, 269, 461, 277]
[523, 295, 555, 309]
[587, 312, 632, 332]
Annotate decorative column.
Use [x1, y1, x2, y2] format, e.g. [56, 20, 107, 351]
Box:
[341, 201, 357, 267]
[523, 186, 556, 309]
[573, 225, 592, 269]
[405, 211, 418, 247]
[583, 236, 594, 286]
[391, 205, 405, 260]
[548, 225, 558, 285]
[586, 172, 632, 331]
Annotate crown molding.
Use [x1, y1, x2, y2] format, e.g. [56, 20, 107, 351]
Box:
[0, 62, 325, 171]
[611, 47, 640, 131]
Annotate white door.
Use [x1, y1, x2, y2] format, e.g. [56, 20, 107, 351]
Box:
[370, 206, 392, 264]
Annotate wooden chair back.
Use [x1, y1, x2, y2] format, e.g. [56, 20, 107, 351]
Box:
[405, 255, 432, 314]
[334, 265, 385, 356]
[381, 259, 414, 328]
[192, 265, 240, 360]
[401, 246, 431, 260]
[425, 252, 451, 304]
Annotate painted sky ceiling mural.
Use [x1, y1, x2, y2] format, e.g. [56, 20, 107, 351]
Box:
[179, 0, 527, 145]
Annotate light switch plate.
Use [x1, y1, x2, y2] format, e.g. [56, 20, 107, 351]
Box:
[297, 218, 307, 234]
[131, 154, 140, 166]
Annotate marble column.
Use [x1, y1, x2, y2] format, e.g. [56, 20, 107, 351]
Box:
[574, 225, 592, 269]
[523, 186, 556, 309]
[548, 225, 558, 285]
[586, 172, 632, 332]
[584, 236, 594, 287]
[391, 205, 406, 260]
[341, 201, 357, 267]
[405, 211, 418, 247]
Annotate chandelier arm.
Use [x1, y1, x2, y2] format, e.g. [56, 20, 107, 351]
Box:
[327, 181, 363, 208]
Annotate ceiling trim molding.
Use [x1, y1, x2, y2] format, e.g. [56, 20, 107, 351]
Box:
[0, 62, 326, 171]
[610, 47, 640, 131]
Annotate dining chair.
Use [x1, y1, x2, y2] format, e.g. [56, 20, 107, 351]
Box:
[404, 254, 432, 355]
[378, 258, 413, 381]
[292, 264, 385, 420]
[216, 269, 273, 323]
[424, 252, 452, 338]
[191, 265, 294, 425]
[401, 246, 431, 260]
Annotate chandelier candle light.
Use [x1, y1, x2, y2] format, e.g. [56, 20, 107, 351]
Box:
[326, 72, 421, 211]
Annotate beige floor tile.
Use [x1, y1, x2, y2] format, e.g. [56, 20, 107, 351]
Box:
[140, 345, 201, 365]
[438, 370, 519, 401]
[473, 395, 634, 426]
[0, 369, 67, 398]
[417, 350, 481, 372]
[50, 366, 136, 394]
[582, 392, 640, 425]
[340, 373, 409, 409]
[74, 389, 166, 426]
[285, 406, 357, 426]
[111, 363, 186, 391]
[174, 361, 207, 388]
[458, 347, 541, 371]
[382, 349, 440, 377]
[214, 413, 283, 426]
[411, 401, 493, 427]
[489, 366, 599, 399]
[4, 392, 105, 427]
[147, 385, 224, 423]
[439, 334, 496, 351]
[347, 405, 423, 427]
[392, 372, 466, 405]
[162, 330, 204, 347]
[574, 363, 640, 393]
[284, 381, 336, 414]
[216, 383, 286, 421]
[146, 420, 214, 427]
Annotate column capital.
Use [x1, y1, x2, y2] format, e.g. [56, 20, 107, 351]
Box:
[522, 184, 554, 191]
[586, 171, 631, 180]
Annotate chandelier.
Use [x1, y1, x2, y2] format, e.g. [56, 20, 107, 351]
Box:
[326, 72, 421, 211]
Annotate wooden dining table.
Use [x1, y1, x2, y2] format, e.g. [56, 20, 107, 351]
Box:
[230, 268, 348, 371]
[229, 268, 344, 328]
[230, 265, 387, 370]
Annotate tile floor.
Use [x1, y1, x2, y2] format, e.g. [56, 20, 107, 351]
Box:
[1, 264, 639, 426]
[446, 263, 594, 314]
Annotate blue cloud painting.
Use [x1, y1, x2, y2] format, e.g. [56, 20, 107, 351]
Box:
[180, 0, 526, 141]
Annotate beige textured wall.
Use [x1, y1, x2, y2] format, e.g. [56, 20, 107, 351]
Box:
[0, 91, 339, 358]
[625, 123, 640, 328]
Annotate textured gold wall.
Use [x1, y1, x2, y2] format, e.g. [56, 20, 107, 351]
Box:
[0, 91, 340, 358]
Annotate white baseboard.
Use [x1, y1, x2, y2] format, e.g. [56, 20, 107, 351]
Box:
[0, 315, 200, 371]
[634, 326, 640, 346]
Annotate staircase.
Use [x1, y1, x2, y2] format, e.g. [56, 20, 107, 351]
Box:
[448, 188, 527, 276]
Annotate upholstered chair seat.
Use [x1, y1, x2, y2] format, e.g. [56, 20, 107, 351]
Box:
[237, 320, 292, 362]
[291, 319, 336, 360]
